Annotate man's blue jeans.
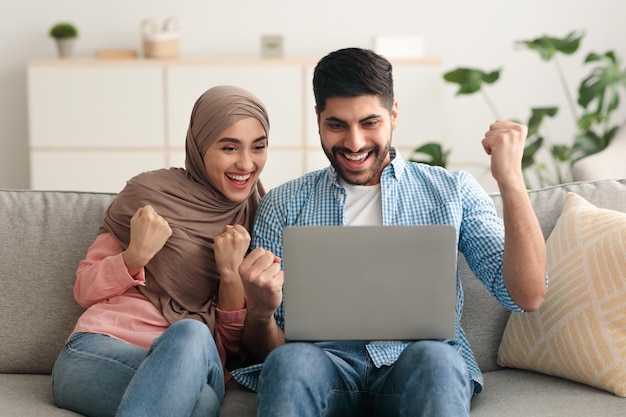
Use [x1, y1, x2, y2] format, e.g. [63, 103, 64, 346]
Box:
[52, 319, 224, 417]
[257, 340, 473, 417]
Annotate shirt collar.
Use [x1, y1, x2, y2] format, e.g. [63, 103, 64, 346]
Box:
[386, 147, 405, 181]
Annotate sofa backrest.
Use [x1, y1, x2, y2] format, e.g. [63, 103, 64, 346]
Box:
[0, 190, 116, 374]
[2, 179, 626, 376]
[461, 178, 626, 372]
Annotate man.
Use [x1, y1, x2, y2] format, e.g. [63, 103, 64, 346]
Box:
[232, 47, 547, 417]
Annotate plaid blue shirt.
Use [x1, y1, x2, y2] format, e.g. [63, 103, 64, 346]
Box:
[231, 148, 523, 394]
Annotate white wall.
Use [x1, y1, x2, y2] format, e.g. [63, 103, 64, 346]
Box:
[3, 0, 626, 193]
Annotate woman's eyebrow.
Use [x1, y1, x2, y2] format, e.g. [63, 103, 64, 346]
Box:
[216, 136, 267, 144]
[216, 137, 240, 144]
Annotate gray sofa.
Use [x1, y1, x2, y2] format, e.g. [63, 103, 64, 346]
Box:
[2, 179, 626, 416]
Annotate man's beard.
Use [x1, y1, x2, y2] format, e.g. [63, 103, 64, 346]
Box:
[322, 139, 391, 186]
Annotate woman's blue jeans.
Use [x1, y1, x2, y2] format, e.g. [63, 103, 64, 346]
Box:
[257, 340, 473, 417]
[52, 319, 224, 417]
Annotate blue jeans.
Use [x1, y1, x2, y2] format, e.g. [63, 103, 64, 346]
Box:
[257, 340, 473, 417]
[52, 319, 224, 417]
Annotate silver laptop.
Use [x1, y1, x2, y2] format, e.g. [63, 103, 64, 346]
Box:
[282, 225, 458, 341]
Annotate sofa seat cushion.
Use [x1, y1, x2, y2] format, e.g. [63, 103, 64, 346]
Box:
[472, 369, 625, 416]
[221, 380, 257, 416]
[5, 371, 621, 417]
[220, 369, 626, 417]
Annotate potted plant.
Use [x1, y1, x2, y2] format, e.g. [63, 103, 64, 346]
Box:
[49, 22, 78, 58]
[432, 30, 626, 189]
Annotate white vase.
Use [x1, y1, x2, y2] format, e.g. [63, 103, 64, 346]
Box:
[55, 38, 75, 59]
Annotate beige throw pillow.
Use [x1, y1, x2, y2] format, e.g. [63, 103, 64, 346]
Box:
[497, 192, 626, 397]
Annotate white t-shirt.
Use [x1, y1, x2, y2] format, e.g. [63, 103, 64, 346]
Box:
[339, 178, 383, 226]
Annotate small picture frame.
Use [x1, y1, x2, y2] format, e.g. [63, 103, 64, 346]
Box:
[261, 35, 284, 59]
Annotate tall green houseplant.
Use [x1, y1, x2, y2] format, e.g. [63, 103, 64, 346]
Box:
[431, 30, 626, 188]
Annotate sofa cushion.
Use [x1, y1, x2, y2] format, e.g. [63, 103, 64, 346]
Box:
[497, 192, 626, 397]
[0, 374, 83, 416]
[0, 190, 116, 374]
[471, 369, 626, 417]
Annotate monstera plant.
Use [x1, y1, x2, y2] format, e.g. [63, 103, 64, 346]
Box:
[413, 30, 626, 188]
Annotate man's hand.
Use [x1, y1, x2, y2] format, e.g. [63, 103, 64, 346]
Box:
[239, 247, 285, 358]
[123, 205, 172, 276]
[239, 248, 284, 316]
[482, 120, 547, 312]
[482, 120, 527, 187]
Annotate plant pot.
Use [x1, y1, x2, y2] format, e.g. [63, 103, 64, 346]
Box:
[55, 38, 75, 59]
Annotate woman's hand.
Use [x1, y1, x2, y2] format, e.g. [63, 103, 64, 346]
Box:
[214, 224, 250, 310]
[122, 205, 172, 276]
[214, 224, 251, 281]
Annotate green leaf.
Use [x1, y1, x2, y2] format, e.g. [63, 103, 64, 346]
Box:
[585, 52, 603, 63]
[577, 50, 626, 115]
[410, 142, 450, 168]
[517, 30, 584, 61]
[442, 68, 501, 95]
[572, 126, 619, 160]
[551, 144, 571, 162]
[527, 107, 558, 137]
[570, 131, 603, 161]
[577, 112, 602, 131]
[604, 125, 620, 146]
[522, 136, 544, 169]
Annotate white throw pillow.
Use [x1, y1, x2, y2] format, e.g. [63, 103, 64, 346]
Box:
[497, 192, 626, 397]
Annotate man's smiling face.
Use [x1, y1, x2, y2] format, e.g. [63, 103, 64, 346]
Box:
[317, 95, 398, 186]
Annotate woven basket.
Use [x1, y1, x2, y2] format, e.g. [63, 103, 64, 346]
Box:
[141, 17, 179, 59]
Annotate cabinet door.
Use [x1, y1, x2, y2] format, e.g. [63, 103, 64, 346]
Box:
[28, 65, 166, 192]
[28, 66, 165, 148]
[30, 150, 165, 193]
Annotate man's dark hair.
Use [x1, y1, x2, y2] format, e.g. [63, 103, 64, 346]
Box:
[312, 47, 394, 114]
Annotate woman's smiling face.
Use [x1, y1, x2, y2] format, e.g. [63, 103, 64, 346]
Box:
[203, 117, 268, 202]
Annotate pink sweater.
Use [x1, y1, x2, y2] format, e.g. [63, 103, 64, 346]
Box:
[71, 233, 246, 382]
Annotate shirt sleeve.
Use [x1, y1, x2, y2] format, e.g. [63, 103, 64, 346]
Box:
[74, 232, 146, 308]
[215, 302, 246, 358]
[457, 172, 523, 312]
[251, 188, 288, 329]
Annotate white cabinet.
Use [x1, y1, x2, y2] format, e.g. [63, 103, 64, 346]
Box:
[28, 58, 442, 193]
[28, 61, 167, 193]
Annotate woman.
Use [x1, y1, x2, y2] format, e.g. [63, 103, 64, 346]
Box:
[51, 85, 270, 417]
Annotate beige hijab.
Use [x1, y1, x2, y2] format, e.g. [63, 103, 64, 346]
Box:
[100, 85, 269, 333]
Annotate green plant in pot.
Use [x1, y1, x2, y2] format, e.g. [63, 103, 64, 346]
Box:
[49, 22, 78, 59]
[415, 30, 626, 189]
